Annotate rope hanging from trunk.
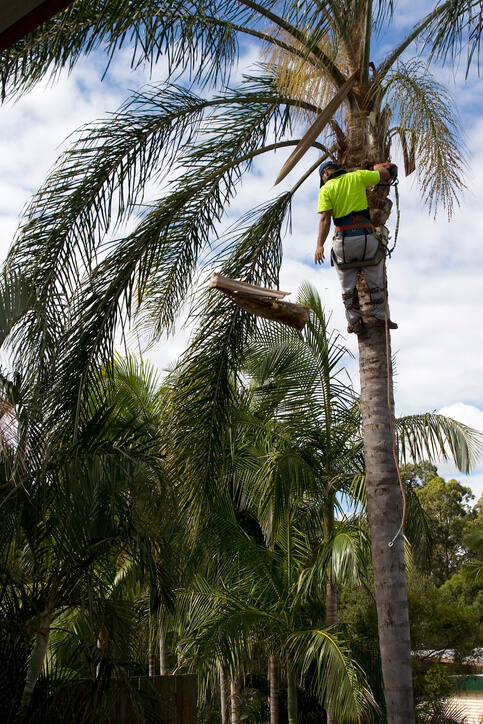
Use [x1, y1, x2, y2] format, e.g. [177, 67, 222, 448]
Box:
[383, 263, 407, 547]
[386, 182, 400, 255]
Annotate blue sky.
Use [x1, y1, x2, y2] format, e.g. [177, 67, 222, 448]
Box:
[1, 2, 483, 499]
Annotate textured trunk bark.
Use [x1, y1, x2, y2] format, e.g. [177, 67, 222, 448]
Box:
[220, 663, 229, 724]
[230, 674, 241, 724]
[357, 282, 414, 724]
[159, 618, 168, 676]
[324, 494, 338, 724]
[269, 654, 280, 724]
[148, 619, 156, 676]
[286, 660, 298, 724]
[148, 647, 156, 676]
[18, 605, 53, 718]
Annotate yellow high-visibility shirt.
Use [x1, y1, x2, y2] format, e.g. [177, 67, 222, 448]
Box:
[318, 169, 380, 218]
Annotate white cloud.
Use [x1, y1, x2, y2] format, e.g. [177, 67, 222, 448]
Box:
[438, 403, 483, 432]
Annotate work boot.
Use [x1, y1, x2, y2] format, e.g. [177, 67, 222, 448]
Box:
[374, 318, 398, 330]
[347, 320, 363, 334]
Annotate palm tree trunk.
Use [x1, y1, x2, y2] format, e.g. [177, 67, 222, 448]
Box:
[357, 291, 414, 724]
[326, 578, 338, 724]
[148, 617, 156, 676]
[18, 604, 53, 719]
[324, 494, 338, 724]
[220, 662, 229, 724]
[269, 654, 280, 724]
[148, 646, 156, 676]
[159, 617, 168, 676]
[286, 660, 298, 724]
[230, 674, 241, 724]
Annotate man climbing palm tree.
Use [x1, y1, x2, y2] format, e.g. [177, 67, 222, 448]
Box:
[2, 3, 482, 723]
[315, 160, 397, 334]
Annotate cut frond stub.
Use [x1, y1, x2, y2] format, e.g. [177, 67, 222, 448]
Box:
[274, 70, 359, 185]
[209, 274, 310, 330]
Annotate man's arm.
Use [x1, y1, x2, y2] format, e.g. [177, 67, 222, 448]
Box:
[373, 163, 391, 182]
[315, 211, 332, 264]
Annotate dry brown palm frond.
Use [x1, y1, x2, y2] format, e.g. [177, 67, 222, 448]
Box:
[262, 26, 351, 128]
[380, 60, 467, 218]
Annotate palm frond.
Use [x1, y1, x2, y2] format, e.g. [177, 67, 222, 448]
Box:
[12, 78, 295, 426]
[417, 697, 468, 723]
[165, 194, 291, 530]
[403, 483, 433, 571]
[246, 284, 357, 428]
[297, 519, 370, 603]
[382, 60, 467, 218]
[422, 0, 483, 76]
[396, 412, 483, 474]
[8, 82, 281, 302]
[288, 627, 378, 721]
[245, 444, 316, 547]
[0, 0, 244, 100]
[0, 269, 34, 349]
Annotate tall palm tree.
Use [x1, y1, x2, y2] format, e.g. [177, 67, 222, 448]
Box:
[240, 284, 483, 722]
[2, 3, 483, 722]
[169, 286, 481, 723]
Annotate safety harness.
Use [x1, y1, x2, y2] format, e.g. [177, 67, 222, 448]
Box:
[331, 209, 385, 270]
[334, 210, 373, 235]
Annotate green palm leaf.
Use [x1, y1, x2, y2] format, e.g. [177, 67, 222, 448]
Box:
[0, 0, 241, 99]
[381, 60, 466, 216]
[288, 628, 378, 721]
[396, 412, 483, 474]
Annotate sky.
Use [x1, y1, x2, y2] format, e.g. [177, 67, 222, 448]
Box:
[1, 2, 483, 499]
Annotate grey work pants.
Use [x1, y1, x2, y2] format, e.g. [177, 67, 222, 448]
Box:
[332, 232, 387, 327]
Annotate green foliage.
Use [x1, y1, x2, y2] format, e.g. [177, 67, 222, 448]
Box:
[2, 2, 483, 712]
[416, 475, 475, 585]
[1, 0, 478, 436]
[381, 60, 467, 217]
[0, 356, 177, 721]
[415, 664, 467, 724]
[401, 462, 439, 489]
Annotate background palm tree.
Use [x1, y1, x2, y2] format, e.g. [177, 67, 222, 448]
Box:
[167, 286, 481, 722]
[2, 2, 483, 722]
[176, 511, 376, 724]
[0, 347, 177, 721]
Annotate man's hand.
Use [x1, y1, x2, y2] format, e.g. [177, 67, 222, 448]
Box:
[315, 244, 325, 264]
[315, 211, 331, 264]
[373, 163, 392, 182]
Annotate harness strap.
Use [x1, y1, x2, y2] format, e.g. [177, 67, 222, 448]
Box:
[342, 292, 358, 310]
[334, 212, 374, 234]
[331, 245, 385, 270]
[369, 286, 384, 303]
[335, 221, 374, 232]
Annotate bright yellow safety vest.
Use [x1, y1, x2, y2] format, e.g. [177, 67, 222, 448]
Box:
[318, 169, 380, 218]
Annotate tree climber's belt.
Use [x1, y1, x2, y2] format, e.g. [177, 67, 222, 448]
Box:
[334, 227, 373, 238]
[331, 209, 382, 268]
[334, 211, 374, 237]
[331, 245, 385, 270]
